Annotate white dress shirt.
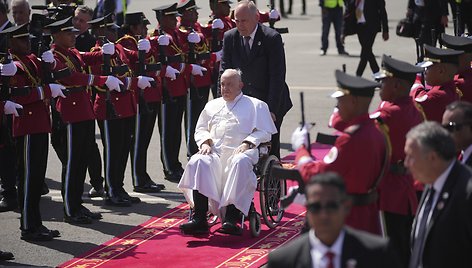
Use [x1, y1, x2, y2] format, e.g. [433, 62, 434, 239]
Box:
[309, 229, 345, 268]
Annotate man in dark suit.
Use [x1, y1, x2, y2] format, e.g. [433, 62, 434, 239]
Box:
[404, 121, 472, 268]
[442, 101, 472, 168]
[267, 172, 398, 268]
[407, 0, 448, 46]
[221, 0, 292, 158]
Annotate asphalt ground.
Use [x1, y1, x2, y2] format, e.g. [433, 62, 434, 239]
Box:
[0, 0, 455, 267]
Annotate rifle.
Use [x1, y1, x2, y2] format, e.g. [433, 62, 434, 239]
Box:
[300, 92, 311, 156]
[0, 34, 22, 115]
[186, 28, 211, 101]
[136, 35, 161, 115]
[268, 1, 289, 34]
[455, 0, 462, 36]
[157, 28, 181, 104]
[99, 36, 120, 119]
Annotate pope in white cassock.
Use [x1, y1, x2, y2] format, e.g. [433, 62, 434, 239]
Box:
[178, 69, 277, 235]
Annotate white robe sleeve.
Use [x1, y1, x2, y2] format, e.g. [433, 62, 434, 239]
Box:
[243, 100, 278, 147]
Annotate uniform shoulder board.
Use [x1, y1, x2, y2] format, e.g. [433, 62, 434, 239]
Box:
[344, 124, 360, 135]
[116, 34, 137, 45]
[415, 94, 428, 103]
[178, 27, 188, 33]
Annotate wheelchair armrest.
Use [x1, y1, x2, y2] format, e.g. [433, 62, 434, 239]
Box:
[258, 142, 272, 157]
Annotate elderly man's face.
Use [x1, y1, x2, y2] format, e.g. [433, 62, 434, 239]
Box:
[12, 2, 30, 25]
[404, 138, 434, 184]
[442, 109, 472, 151]
[73, 10, 92, 34]
[305, 184, 348, 242]
[220, 72, 243, 101]
[234, 5, 258, 37]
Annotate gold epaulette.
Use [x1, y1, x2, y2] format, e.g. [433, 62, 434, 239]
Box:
[116, 34, 137, 46]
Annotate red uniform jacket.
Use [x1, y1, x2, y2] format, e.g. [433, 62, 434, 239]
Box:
[151, 28, 191, 97]
[372, 97, 423, 216]
[89, 42, 138, 120]
[412, 80, 461, 123]
[10, 54, 52, 137]
[296, 113, 386, 235]
[51, 44, 107, 123]
[455, 68, 472, 103]
[178, 23, 214, 88]
[116, 34, 162, 103]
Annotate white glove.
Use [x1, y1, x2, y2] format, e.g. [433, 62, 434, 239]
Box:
[105, 76, 123, 92]
[49, 83, 66, 98]
[187, 32, 201, 43]
[212, 19, 224, 29]
[102, 42, 115, 55]
[137, 76, 154, 89]
[269, 9, 280, 20]
[214, 49, 223, 62]
[165, 65, 180, 80]
[41, 50, 55, 64]
[0, 62, 17, 76]
[291, 125, 309, 150]
[158, 35, 170, 46]
[138, 39, 151, 53]
[191, 64, 207, 76]
[4, 100, 23, 117]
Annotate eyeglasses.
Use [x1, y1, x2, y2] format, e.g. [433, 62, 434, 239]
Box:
[306, 201, 341, 214]
[442, 122, 470, 132]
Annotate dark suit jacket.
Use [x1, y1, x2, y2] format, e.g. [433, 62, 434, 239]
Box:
[343, 0, 388, 35]
[267, 227, 399, 268]
[411, 161, 472, 268]
[221, 24, 292, 118]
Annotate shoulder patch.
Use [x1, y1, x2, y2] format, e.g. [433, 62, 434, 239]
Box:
[323, 147, 338, 164]
[370, 111, 381, 119]
[344, 124, 360, 135]
[415, 94, 428, 103]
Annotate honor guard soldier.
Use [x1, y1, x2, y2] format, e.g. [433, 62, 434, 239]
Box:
[440, 33, 472, 104]
[177, 0, 216, 156]
[43, 16, 122, 224]
[372, 55, 425, 267]
[152, 3, 206, 182]
[117, 12, 166, 193]
[412, 44, 464, 122]
[88, 14, 155, 205]
[292, 70, 386, 235]
[1, 23, 64, 241]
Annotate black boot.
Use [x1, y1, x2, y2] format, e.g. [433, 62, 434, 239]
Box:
[180, 191, 209, 234]
[218, 205, 242, 236]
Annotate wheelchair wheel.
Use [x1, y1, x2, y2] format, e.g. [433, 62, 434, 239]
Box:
[249, 212, 261, 237]
[259, 155, 286, 229]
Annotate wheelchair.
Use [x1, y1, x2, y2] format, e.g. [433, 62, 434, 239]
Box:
[188, 142, 286, 237]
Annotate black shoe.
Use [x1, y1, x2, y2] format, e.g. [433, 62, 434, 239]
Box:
[0, 250, 14, 261]
[119, 190, 141, 204]
[338, 50, 350, 56]
[39, 225, 61, 237]
[179, 219, 209, 234]
[80, 206, 102, 220]
[105, 196, 132, 207]
[217, 222, 242, 236]
[164, 170, 182, 182]
[0, 197, 18, 212]
[21, 229, 53, 241]
[134, 181, 165, 193]
[64, 212, 93, 224]
[88, 186, 105, 198]
[41, 182, 49, 196]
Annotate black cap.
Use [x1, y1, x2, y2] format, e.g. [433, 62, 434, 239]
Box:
[417, 44, 464, 67]
[374, 55, 424, 81]
[177, 0, 201, 12]
[0, 23, 33, 39]
[331, 70, 379, 98]
[153, 3, 182, 18]
[124, 12, 150, 26]
[46, 16, 80, 34]
[88, 14, 120, 30]
[440, 33, 472, 53]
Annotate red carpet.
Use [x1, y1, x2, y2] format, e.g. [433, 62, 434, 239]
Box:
[59, 144, 330, 268]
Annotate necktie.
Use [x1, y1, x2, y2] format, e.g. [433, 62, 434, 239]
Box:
[243, 36, 251, 56]
[409, 187, 436, 268]
[326, 251, 335, 268]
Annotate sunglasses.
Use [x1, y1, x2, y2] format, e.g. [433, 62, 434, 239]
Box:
[442, 122, 470, 132]
[306, 201, 341, 214]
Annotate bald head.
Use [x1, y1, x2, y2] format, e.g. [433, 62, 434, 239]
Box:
[234, 0, 259, 37]
[220, 69, 244, 101]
